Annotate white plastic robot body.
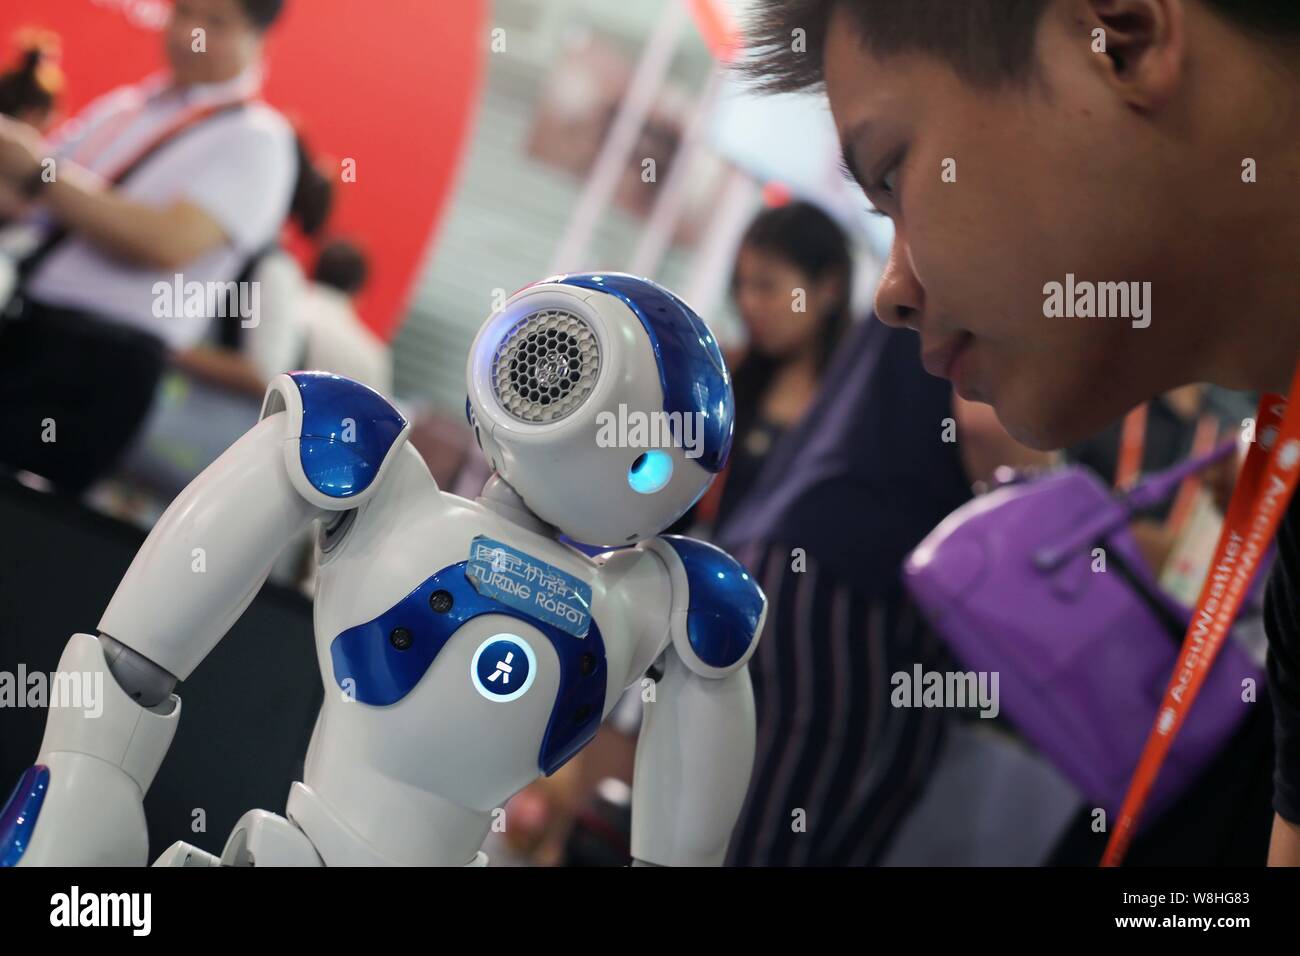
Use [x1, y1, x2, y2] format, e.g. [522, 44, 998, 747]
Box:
[290, 445, 677, 865]
[2, 274, 764, 868]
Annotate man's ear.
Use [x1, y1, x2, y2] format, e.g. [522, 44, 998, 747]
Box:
[1083, 0, 1186, 110]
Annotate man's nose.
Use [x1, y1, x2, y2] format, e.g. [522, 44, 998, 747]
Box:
[874, 241, 922, 331]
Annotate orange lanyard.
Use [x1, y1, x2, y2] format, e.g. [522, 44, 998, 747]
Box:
[1115, 404, 1149, 490]
[1102, 364, 1300, 866]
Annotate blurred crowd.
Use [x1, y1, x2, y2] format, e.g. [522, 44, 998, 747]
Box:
[0, 3, 387, 507]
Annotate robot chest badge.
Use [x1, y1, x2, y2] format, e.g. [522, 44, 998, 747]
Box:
[328, 535, 608, 776]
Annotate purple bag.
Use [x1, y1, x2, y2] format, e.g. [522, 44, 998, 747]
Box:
[903, 443, 1263, 825]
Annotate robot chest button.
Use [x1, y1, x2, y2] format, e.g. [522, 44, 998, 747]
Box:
[470, 635, 537, 702]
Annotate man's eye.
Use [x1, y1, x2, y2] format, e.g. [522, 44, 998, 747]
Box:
[872, 156, 904, 200]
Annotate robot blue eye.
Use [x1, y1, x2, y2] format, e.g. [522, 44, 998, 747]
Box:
[628, 451, 673, 494]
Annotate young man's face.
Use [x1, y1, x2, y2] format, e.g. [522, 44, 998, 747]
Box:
[824, 1, 1218, 450]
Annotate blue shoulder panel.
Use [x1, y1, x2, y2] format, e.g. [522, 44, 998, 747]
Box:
[289, 372, 407, 499]
[0, 765, 49, 867]
[554, 274, 735, 473]
[661, 535, 764, 668]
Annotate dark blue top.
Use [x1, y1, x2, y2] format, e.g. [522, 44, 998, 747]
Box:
[717, 318, 973, 866]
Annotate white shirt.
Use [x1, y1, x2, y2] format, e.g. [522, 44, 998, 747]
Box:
[300, 284, 393, 394]
[26, 67, 296, 350]
[241, 248, 307, 381]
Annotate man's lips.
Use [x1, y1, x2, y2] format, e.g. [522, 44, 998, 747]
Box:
[921, 332, 973, 381]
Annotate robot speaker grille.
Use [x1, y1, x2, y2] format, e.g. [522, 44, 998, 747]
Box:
[491, 308, 600, 424]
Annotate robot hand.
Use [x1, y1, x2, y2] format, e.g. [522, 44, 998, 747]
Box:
[1, 633, 179, 866]
[6, 754, 148, 867]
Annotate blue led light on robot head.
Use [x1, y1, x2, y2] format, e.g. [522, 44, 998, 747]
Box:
[628, 450, 674, 494]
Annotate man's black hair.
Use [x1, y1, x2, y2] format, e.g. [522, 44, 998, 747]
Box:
[237, 0, 285, 32]
[744, 0, 1300, 92]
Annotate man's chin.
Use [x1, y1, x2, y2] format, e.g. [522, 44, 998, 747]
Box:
[992, 399, 1104, 454]
[952, 374, 1055, 449]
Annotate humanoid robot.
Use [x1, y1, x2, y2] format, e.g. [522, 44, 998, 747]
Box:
[0, 273, 765, 867]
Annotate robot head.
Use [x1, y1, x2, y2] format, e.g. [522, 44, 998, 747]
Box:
[466, 273, 734, 547]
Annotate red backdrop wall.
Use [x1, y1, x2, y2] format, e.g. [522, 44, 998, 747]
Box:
[0, 0, 487, 340]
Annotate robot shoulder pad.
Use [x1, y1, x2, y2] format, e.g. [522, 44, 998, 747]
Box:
[261, 372, 410, 510]
[643, 535, 765, 677]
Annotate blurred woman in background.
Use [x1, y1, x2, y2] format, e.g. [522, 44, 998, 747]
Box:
[709, 201, 853, 530]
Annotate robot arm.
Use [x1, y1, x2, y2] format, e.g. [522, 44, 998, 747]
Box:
[629, 536, 766, 867]
[1, 372, 409, 866]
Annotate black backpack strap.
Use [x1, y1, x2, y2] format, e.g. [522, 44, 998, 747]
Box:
[216, 242, 276, 349]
